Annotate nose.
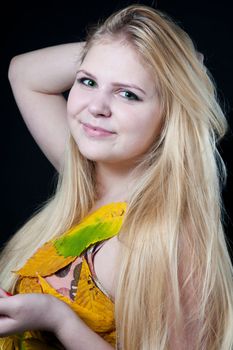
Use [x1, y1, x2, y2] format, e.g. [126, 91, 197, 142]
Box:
[88, 90, 112, 118]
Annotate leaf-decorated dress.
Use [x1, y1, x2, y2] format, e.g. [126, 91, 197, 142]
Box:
[0, 202, 127, 350]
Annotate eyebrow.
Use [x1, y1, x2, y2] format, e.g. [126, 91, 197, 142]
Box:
[76, 69, 146, 95]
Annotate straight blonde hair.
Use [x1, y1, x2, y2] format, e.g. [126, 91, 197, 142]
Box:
[1, 5, 233, 349]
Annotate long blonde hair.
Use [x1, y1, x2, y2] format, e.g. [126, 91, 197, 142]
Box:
[1, 5, 233, 349]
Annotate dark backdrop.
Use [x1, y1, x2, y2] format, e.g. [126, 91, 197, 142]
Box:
[1, 1, 232, 257]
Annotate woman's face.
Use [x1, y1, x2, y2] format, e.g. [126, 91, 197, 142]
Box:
[67, 39, 162, 169]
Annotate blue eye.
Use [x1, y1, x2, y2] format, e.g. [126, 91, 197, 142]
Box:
[120, 90, 140, 101]
[77, 77, 97, 87]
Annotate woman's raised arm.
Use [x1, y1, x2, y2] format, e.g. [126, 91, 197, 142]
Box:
[8, 42, 84, 172]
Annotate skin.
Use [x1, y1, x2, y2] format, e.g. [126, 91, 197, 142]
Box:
[1, 40, 163, 348]
[0, 287, 113, 349]
[0, 288, 67, 335]
[67, 39, 162, 200]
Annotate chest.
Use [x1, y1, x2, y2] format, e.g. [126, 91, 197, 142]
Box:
[45, 236, 120, 301]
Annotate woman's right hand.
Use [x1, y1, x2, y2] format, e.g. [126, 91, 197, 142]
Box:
[0, 291, 72, 337]
[8, 42, 85, 172]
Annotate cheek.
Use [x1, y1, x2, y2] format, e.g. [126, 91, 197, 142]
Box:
[128, 108, 162, 140]
[67, 89, 77, 116]
[67, 86, 87, 116]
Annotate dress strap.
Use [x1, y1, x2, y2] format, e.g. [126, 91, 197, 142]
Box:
[92, 240, 106, 256]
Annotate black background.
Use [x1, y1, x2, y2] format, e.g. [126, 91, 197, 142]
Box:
[1, 1, 232, 257]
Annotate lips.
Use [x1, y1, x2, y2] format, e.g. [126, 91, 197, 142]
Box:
[82, 122, 114, 134]
[81, 122, 116, 139]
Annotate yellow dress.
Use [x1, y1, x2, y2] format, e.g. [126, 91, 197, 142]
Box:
[0, 202, 127, 350]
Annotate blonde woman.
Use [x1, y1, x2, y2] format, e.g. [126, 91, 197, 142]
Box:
[0, 4, 233, 350]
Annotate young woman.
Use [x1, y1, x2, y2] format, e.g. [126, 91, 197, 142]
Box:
[0, 4, 233, 350]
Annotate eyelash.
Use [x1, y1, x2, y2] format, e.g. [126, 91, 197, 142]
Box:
[77, 77, 96, 87]
[119, 91, 140, 101]
[76, 77, 141, 101]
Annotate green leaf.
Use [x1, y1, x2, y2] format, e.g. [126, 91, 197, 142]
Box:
[54, 219, 122, 257]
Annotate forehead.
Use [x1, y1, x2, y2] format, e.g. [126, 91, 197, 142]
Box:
[80, 40, 156, 88]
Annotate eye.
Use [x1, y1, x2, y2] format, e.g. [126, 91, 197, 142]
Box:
[77, 77, 97, 87]
[120, 90, 140, 101]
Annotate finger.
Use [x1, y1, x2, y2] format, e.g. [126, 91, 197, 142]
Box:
[0, 288, 10, 298]
[0, 295, 16, 315]
[0, 316, 19, 337]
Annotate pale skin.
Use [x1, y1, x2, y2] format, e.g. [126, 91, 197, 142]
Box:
[2, 39, 162, 349]
[3, 38, 199, 349]
[0, 288, 114, 349]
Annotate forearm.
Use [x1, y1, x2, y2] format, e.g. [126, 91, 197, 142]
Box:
[8, 42, 85, 93]
[55, 310, 114, 350]
[7, 42, 85, 170]
[0, 293, 114, 349]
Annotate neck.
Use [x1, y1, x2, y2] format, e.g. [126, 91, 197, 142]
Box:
[95, 162, 137, 204]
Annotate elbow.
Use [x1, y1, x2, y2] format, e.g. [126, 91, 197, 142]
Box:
[8, 54, 24, 85]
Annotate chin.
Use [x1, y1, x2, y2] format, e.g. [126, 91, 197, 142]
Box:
[78, 149, 110, 162]
[77, 143, 109, 160]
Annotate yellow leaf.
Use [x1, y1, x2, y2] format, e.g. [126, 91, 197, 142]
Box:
[15, 242, 74, 277]
[0, 336, 20, 350]
[15, 202, 126, 277]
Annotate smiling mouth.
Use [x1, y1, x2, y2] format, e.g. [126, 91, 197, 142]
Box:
[81, 122, 116, 137]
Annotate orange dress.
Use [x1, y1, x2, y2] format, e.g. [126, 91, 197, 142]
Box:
[0, 202, 127, 350]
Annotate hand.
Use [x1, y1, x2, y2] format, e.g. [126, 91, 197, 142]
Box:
[0, 289, 114, 350]
[0, 291, 72, 337]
